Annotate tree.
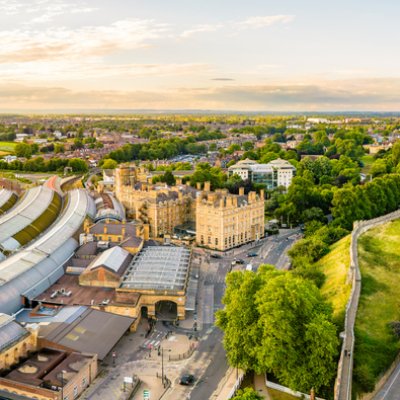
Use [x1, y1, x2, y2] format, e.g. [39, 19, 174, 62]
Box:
[231, 388, 264, 400]
[216, 270, 264, 372]
[68, 158, 88, 173]
[256, 272, 338, 392]
[15, 142, 32, 158]
[102, 159, 118, 169]
[217, 266, 339, 394]
[162, 170, 176, 186]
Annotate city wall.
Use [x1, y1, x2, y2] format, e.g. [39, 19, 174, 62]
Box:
[335, 209, 400, 400]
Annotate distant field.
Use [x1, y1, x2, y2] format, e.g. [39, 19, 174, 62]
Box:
[354, 220, 400, 393]
[0, 141, 16, 153]
[0, 151, 10, 156]
[317, 235, 351, 327]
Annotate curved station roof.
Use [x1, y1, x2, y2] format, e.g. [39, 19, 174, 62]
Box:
[0, 189, 95, 315]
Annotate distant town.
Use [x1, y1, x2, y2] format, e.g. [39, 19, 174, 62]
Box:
[0, 113, 399, 400]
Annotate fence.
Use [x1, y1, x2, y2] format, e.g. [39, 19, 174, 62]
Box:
[168, 342, 197, 361]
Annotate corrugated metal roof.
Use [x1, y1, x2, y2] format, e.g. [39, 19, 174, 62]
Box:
[87, 246, 130, 273]
[0, 186, 55, 249]
[0, 316, 28, 352]
[42, 308, 134, 360]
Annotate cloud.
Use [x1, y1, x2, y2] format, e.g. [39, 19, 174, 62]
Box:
[0, 0, 97, 21]
[211, 78, 235, 81]
[235, 15, 295, 29]
[181, 24, 223, 38]
[0, 19, 170, 63]
[2, 79, 400, 111]
[0, 61, 210, 81]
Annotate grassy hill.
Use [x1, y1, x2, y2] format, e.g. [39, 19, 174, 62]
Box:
[353, 220, 400, 394]
[316, 235, 352, 328]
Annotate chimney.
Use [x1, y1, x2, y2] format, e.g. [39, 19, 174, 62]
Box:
[204, 181, 211, 192]
[260, 189, 265, 199]
[196, 182, 202, 190]
[239, 187, 245, 196]
[121, 227, 126, 238]
[176, 178, 182, 185]
[103, 225, 107, 234]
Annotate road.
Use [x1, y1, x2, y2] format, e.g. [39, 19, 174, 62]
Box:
[188, 229, 301, 400]
[373, 363, 400, 400]
[82, 230, 302, 400]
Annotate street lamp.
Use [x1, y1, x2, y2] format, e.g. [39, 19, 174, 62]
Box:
[159, 347, 171, 388]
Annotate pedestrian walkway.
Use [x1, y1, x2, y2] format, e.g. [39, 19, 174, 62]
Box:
[253, 374, 271, 399]
[212, 367, 244, 400]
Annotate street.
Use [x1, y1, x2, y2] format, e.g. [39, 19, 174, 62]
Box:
[82, 229, 301, 400]
[373, 362, 400, 400]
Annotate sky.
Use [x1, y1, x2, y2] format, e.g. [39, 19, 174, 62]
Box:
[1, 0, 400, 112]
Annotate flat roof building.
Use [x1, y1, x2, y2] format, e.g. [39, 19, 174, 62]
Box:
[228, 158, 296, 190]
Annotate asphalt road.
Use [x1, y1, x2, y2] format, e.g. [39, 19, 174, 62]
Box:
[373, 363, 400, 400]
[188, 229, 302, 400]
[190, 328, 228, 400]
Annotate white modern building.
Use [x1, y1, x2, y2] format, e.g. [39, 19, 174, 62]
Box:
[228, 158, 296, 190]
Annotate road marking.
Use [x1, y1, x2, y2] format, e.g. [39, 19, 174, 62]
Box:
[380, 365, 400, 399]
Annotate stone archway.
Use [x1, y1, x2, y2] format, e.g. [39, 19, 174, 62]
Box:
[155, 300, 177, 321]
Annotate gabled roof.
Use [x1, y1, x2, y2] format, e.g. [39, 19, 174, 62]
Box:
[86, 246, 131, 275]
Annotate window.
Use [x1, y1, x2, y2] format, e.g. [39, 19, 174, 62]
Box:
[215, 238, 218, 245]
[82, 377, 87, 387]
[73, 385, 78, 398]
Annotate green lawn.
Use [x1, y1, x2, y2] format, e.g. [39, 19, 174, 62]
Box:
[354, 220, 400, 394]
[317, 235, 352, 328]
[268, 388, 298, 400]
[0, 141, 16, 153]
[361, 154, 375, 174]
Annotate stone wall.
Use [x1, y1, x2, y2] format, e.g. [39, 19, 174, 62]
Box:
[335, 209, 400, 400]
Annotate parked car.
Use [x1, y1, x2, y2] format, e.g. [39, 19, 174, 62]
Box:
[231, 258, 245, 266]
[180, 374, 195, 385]
[247, 252, 258, 257]
[210, 253, 222, 259]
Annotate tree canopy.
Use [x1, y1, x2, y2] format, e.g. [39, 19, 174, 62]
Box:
[216, 266, 339, 394]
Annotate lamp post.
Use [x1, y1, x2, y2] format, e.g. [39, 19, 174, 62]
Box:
[159, 347, 171, 388]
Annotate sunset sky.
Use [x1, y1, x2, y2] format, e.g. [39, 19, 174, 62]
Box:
[1, 0, 400, 111]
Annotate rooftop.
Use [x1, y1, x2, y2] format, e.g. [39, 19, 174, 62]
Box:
[120, 246, 191, 292]
[34, 274, 140, 307]
[5, 348, 92, 388]
[40, 308, 134, 360]
[0, 186, 58, 250]
[86, 246, 131, 275]
[0, 315, 29, 353]
[0, 189, 94, 287]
